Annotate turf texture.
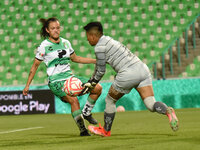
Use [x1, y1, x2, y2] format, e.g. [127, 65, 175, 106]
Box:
[0, 108, 200, 150]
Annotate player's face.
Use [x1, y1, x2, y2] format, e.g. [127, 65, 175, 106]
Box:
[46, 21, 60, 41]
[86, 32, 98, 46]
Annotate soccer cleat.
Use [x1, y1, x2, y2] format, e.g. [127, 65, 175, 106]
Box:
[88, 123, 111, 137]
[80, 129, 91, 136]
[83, 114, 98, 125]
[166, 107, 179, 131]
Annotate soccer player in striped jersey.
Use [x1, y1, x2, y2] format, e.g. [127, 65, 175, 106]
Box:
[23, 18, 102, 136]
[82, 22, 179, 137]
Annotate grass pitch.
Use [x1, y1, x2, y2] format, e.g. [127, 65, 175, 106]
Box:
[0, 108, 200, 150]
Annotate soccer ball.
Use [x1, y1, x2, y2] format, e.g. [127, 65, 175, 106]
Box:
[63, 77, 83, 96]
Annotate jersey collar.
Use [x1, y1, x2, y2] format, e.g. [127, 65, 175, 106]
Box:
[47, 37, 62, 45]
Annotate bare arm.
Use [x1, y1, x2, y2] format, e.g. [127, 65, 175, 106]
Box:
[23, 58, 42, 95]
[70, 52, 96, 64]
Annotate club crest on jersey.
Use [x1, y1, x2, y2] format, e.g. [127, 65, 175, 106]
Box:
[63, 42, 69, 49]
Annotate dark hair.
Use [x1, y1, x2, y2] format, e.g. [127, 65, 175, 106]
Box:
[83, 21, 103, 34]
[39, 17, 59, 38]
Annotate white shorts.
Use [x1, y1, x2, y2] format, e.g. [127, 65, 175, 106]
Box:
[112, 61, 152, 94]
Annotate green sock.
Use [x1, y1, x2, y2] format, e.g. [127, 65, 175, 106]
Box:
[72, 109, 86, 133]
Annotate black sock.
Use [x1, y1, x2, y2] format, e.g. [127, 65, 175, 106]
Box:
[153, 102, 168, 114]
[104, 111, 115, 131]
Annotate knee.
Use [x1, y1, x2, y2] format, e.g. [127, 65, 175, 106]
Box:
[105, 94, 116, 104]
[62, 96, 79, 106]
[94, 84, 102, 96]
[143, 96, 156, 112]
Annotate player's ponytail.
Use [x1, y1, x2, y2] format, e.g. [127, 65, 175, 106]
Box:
[39, 17, 59, 39]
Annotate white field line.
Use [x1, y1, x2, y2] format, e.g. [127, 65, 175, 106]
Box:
[0, 127, 44, 134]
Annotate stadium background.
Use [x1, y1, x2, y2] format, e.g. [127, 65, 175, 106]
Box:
[0, 0, 200, 114]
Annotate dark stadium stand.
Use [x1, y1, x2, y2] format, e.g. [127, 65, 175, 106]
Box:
[0, 0, 200, 85]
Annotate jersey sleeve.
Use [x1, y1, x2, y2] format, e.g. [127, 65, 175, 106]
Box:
[63, 39, 74, 55]
[68, 41, 75, 55]
[91, 46, 106, 82]
[35, 44, 45, 61]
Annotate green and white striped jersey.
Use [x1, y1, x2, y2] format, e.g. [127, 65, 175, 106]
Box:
[35, 37, 74, 83]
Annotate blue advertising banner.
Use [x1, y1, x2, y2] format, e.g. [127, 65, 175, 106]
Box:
[0, 90, 55, 115]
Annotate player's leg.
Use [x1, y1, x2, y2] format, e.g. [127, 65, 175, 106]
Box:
[48, 80, 90, 136]
[136, 85, 168, 114]
[61, 95, 90, 136]
[136, 85, 179, 131]
[104, 86, 124, 132]
[82, 83, 102, 124]
[134, 62, 179, 131]
[88, 86, 124, 136]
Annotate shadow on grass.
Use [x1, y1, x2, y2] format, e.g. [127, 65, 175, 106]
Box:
[1, 131, 193, 149]
[0, 133, 91, 148]
[113, 132, 177, 137]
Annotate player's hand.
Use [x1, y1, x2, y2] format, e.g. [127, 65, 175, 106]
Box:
[23, 86, 29, 96]
[80, 79, 98, 95]
[81, 82, 94, 95]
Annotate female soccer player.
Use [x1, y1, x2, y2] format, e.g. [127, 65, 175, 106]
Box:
[82, 22, 179, 137]
[23, 18, 102, 136]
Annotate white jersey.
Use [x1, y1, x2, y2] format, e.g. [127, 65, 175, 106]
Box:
[92, 35, 141, 81]
[35, 37, 74, 82]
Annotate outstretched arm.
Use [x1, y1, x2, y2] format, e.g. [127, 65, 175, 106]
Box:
[70, 52, 96, 64]
[81, 47, 106, 95]
[23, 58, 41, 95]
[91, 51, 106, 82]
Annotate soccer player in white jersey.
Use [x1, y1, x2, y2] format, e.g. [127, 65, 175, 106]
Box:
[23, 18, 102, 136]
[81, 22, 179, 137]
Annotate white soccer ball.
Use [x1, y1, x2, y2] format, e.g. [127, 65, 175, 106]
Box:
[63, 77, 83, 96]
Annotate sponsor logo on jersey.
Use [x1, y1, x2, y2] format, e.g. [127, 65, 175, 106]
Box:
[48, 46, 53, 51]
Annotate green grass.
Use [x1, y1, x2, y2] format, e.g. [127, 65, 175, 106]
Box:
[0, 108, 200, 150]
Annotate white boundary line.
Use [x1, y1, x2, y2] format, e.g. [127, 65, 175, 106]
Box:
[0, 127, 44, 134]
